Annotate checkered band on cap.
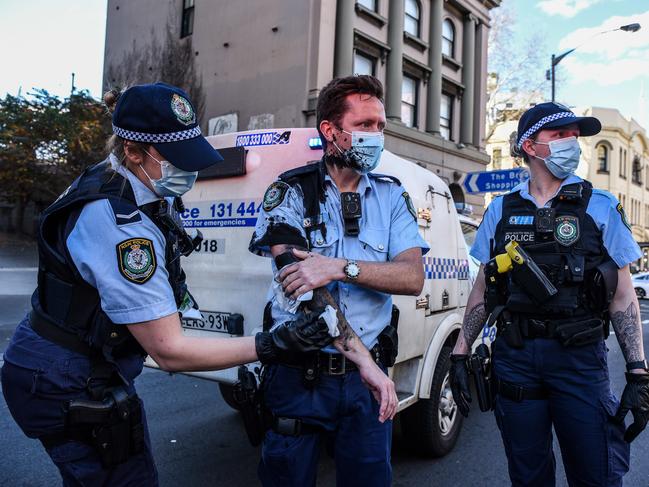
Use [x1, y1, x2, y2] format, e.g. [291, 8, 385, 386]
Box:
[112, 124, 202, 143]
[517, 112, 574, 149]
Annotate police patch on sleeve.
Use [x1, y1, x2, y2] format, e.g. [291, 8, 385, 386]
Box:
[617, 203, 631, 230]
[402, 192, 417, 220]
[554, 216, 580, 247]
[116, 238, 157, 284]
[263, 181, 290, 211]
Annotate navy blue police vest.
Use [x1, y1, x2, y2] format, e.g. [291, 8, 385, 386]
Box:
[32, 159, 187, 357]
[492, 181, 613, 320]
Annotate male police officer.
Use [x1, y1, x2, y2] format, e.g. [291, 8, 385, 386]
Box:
[450, 102, 649, 486]
[249, 75, 429, 486]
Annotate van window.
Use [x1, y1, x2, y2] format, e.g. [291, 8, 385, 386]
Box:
[460, 222, 477, 252]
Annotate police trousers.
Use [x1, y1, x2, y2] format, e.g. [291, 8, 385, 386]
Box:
[258, 364, 392, 487]
[1, 318, 158, 487]
[493, 337, 630, 487]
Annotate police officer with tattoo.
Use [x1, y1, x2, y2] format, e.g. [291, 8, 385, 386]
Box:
[249, 75, 429, 486]
[449, 102, 649, 486]
[0, 82, 332, 486]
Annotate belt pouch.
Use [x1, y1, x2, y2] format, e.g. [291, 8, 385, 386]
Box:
[555, 319, 603, 347]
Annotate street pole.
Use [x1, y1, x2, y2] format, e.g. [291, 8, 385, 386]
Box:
[551, 54, 556, 102]
[548, 23, 640, 103]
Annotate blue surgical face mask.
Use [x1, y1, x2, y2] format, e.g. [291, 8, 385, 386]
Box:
[332, 129, 384, 174]
[533, 136, 581, 180]
[141, 150, 198, 197]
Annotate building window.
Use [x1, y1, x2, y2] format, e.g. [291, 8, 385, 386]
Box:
[492, 148, 502, 170]
[401, 74, 418, 128]
[404, 0, 420, 38]
[596, 144, 609, 172]
[353, 51, 376, 76]
[440, 93, 453, 140]
[442, 19, 455, 57]
[632, 155, 642, 185]
[357, 0, 378, 11]
[181, 0, 195, 38]
[619, 148, 626, 179]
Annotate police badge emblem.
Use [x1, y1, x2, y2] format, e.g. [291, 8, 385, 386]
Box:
[554, 216, 580, 247]
[262, 181, 289, 211]
[402, 192, 417, 221]
[170, 94, 196, 126]
[117, 238, 157, 284]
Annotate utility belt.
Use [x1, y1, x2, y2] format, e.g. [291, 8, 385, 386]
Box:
[493, 307, 607, 349]
[288, 344, 383, 376]
[29, 310, 145, 467]
[233, 324, 396, 446]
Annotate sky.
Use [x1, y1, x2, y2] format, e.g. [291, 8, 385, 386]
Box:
[0, 0, 648, 130]
[514, 0, 649, 129]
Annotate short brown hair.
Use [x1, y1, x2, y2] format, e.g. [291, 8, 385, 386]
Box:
[316, 75, 384, 150]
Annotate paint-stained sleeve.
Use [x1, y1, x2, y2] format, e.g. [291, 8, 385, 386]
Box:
[249, 180, 308, 257]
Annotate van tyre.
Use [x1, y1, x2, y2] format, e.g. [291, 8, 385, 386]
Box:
[635, 287, 646, 299]
[218, 383, 242, 411]
[400, 345, 463, 457]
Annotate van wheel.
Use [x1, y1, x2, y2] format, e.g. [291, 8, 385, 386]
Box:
[400, 346, 463, 457]
[218, 383, 242, 411]
[635, 287, 646, 299]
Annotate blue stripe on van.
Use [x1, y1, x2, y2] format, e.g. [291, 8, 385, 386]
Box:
[423, 257, 470, 280]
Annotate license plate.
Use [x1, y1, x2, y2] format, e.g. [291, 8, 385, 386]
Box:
[182, 311, 230, 333]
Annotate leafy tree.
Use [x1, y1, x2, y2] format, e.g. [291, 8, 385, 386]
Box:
[486, 3, 548, 142]
[0, 89, 111, 233]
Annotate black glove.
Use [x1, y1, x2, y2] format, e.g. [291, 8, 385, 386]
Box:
[255, 308, 334, 364]
[449, 354, 472, 418]
[615, 372, 649, 443]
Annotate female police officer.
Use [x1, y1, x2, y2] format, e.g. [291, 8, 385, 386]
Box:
[450, 102, 649, 486]
[1, 82, 332, 486]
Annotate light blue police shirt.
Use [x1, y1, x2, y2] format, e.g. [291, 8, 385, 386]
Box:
[251, 169, 430, 349]
[3, 155, 175, 384]
[471, 174, 642, 268]
[65, 155, 178, 324]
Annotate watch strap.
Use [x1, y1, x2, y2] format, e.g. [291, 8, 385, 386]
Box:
[626, 360, 649, 372]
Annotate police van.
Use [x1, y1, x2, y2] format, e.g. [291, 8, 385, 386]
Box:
[146, 127, 475, 457]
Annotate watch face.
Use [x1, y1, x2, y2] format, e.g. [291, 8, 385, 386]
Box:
[346, 261, 360, 279]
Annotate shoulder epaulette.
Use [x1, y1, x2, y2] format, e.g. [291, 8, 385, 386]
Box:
[368, 172, 401, 186]
[108, 198, 142, 226]
[279, 162, 321, 185]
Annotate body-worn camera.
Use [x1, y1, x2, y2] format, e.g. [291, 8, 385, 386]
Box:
[341, 192, 362, 236]
[535, 207, 556, 234]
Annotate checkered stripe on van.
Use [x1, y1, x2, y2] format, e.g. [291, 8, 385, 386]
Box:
[423, 257, 470, 280]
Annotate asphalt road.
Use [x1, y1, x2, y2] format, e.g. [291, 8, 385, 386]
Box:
[1, 241, 649, 486]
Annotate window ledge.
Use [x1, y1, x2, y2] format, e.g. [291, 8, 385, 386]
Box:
[597, 169, 609, 174]
[403, 32, 428, 52]
[442, 54, 462, 71]
[355, 4, 387, 27]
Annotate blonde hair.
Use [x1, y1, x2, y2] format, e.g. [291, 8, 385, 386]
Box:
[103, 87, 148, 163]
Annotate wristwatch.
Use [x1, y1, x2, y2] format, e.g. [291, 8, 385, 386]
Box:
[344, 260, 360, 280]
[626, 360, 649, 372]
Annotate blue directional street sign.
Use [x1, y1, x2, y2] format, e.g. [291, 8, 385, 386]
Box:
[463, 167, 529, 194]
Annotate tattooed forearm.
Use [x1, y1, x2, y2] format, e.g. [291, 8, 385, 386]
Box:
[611, 302, 644, 363]
[462, 303, 487, 350]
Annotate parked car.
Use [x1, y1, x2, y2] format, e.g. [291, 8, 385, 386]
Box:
[632, 272, 649, 299]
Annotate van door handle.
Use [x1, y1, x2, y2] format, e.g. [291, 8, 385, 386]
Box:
[416, 295, 429, 310]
